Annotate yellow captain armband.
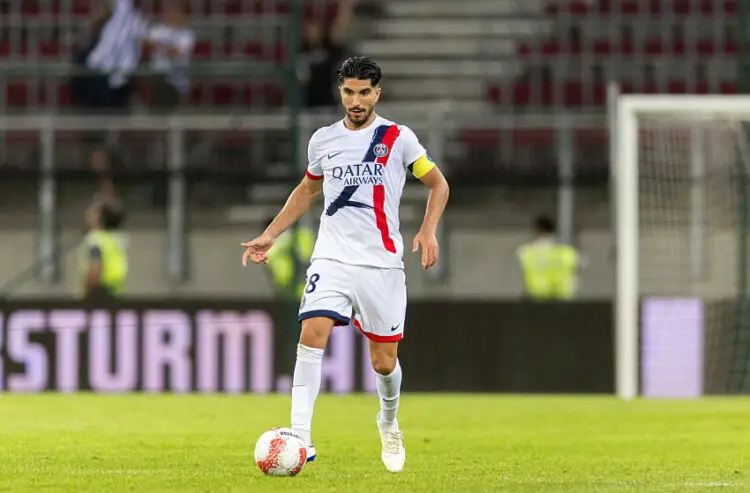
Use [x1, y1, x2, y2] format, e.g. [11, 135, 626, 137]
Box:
[408, 153, 436, 179]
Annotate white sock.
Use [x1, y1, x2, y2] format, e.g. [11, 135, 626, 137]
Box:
[376, 360, 402, 429]
[291, 343, 324, 445]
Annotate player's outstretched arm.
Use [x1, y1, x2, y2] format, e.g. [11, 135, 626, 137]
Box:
[413, 166, 449, 270]
[241, 176, 323, 266]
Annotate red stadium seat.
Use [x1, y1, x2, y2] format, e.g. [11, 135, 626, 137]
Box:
[4, 82, 70, 108]
[241, 83, 285, 107]
[547, 0, 737, 15]
[0, 0, 344, 110]
[509, 5, 744, 109]
[20, 0, 41, 15]
[487, 80, 738, 108]
[5, 83, 29, 107]
[37, 42, 64, 58]
[188, 82, 285, 107]
[0, 42, 64, 58]
[209, 83, 235, 106]
[192, 41, 213, 59]
[13, 0, 89, 15]
[192, 41, 286, 62]
[546, 1, 590, 15]
[244, 42, 286, 62]
[461, 128, 607, 147]
[520, 39, 746, 56]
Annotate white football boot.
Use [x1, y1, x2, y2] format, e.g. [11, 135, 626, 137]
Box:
[376, 412, 405, 473]
[306, 444, 316, 462]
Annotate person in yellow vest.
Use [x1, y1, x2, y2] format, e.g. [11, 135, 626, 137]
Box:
[517, 215, 580, 301]
[264, 217, 316, 375]
[79, 199, 128, 301]
[264, 217, 316, 299]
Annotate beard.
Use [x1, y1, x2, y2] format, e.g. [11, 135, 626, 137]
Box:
[346, 107, 372, 127]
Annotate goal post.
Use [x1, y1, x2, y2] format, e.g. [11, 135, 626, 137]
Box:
[614, 95, 750, 400]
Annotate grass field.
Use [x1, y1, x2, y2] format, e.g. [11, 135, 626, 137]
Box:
[0, 394, 747, 492]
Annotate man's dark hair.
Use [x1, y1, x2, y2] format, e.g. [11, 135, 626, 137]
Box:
[101, 201, 125, 230]
[337, 57, 382, 86]
[534, 215, 555, 235]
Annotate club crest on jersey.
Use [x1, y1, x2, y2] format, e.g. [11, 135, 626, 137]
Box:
[373, 143, 389, 158]
[331, 163, 384, 186]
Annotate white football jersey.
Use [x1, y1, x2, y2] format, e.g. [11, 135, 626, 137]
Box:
[306, 115, 430, 269]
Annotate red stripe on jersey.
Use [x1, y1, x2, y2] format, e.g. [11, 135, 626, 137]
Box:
[305, 170, 323, 180]
[353, 318, 403, 342]
[375, 125, 401, 166]
[372, 125, 399, 253]
[373, 184, 396, 253]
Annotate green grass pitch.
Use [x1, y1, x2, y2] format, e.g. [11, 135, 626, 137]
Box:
[0, 394, 747, 492]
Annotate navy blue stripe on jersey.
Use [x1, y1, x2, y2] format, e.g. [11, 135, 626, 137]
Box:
[325, 185, 374, 216]
[362, 125, 392, 163]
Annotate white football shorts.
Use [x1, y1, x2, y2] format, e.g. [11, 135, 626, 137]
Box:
[297, 258, 406, 342]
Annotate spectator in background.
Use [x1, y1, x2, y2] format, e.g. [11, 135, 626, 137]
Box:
[90, 147, 116, 202]
[143, 0, 196, 113]
[79, 198, 128, 301]
[69, 2, 113, 107]
[517, 215, 580, 301]
[69, 0, 149, 200]
[263, 217, 316, 300]
[263, 216, 316, 373]
[79, 0, 148, 112]
[298, 0, 355, 109]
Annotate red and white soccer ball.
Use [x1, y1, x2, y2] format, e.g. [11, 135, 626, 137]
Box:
[254, 428, 307, 477]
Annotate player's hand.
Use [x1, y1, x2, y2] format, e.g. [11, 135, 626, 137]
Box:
[412, 229, 439, 270]
[241, 235, 275, 266]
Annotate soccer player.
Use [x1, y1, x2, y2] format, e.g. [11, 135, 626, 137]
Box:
[241, 56, 449, 473]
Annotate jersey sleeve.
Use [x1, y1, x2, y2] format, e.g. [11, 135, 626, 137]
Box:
[305, 131, 324, 180]
[400, 125, 436, 179]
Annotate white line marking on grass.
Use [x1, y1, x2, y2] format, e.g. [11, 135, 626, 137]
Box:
[612, 481, 739, 488]
[66, 469, 165, 475]
[613, 481, 738, 489]
[504, 478, 739, 489]
[682, 482, 736, 488]
[100, 470, 160, 475]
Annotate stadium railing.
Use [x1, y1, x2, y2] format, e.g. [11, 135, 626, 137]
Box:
[0, 110, 607, 290]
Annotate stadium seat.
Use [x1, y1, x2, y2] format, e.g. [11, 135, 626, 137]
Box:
[0, 42, 64, 59]
[487, 81, 738, 108]
[454, 126, 609, 183]
[487, 0, 740, 109]
[4, 82, 70, 108]
[547, 0, 737, 14]
[0, 0, 337, 109]
[519, 39, 746, 56]
[187, 82, 284, 107]
[11, 0, 89, 15]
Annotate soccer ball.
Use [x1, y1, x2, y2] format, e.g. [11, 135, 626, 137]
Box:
[254, 428, 308, 477]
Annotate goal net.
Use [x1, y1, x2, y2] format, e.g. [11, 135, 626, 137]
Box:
[615, 96, 750, 399]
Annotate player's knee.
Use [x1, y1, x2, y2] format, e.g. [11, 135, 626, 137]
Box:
[371, 357, 397, 375]
[299, 317, 334, 349]
[370, 345, 398, 375]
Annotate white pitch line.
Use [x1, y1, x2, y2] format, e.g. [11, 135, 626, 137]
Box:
[500, 478, 740, 489]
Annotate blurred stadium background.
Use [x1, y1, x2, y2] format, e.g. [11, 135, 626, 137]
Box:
[0, 0, 746, 297]
[0, 0, 748, 387]
[2, 1, 750, 491]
